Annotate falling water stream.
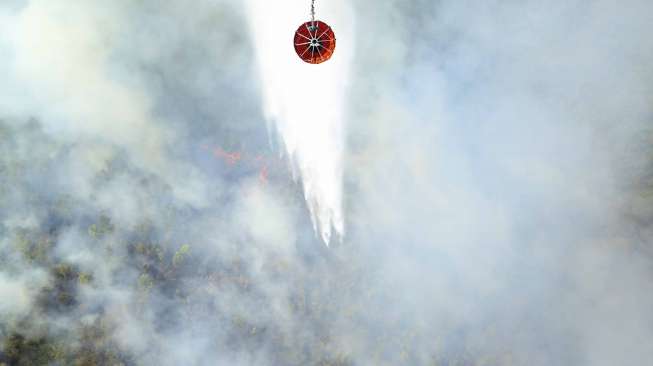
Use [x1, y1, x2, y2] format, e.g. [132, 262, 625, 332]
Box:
[245, 0, 353, 244]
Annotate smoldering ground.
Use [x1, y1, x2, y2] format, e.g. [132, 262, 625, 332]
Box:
[1, 0, 653, 365]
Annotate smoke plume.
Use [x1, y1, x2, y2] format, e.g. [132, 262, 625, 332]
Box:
[1, 0, 653, 365]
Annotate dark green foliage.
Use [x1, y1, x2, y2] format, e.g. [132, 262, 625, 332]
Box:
[72, 322, 130, 366]
[2, 334, 61, 366]
[36, 263, 80, 313]
[14, 231, 54, 265]
[88, 215, 115, 239]
[172, 244, 190, 267]
[1, 320, 131, 366]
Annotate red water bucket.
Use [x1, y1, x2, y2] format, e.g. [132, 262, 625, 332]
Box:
[294, 20, 336, 64]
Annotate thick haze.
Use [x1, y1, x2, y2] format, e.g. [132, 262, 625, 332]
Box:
[1, 0, 652, 365]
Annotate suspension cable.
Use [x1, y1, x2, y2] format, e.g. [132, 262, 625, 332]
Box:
[311, 0, 316, 23]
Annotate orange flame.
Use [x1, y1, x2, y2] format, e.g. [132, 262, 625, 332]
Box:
[212, 147, 241, 165]
[203, 145, 283, 185]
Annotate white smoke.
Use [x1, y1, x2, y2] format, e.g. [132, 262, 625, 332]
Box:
[245, 0, 353, 244]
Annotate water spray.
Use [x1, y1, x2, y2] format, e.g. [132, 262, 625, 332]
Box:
[246, 0, 352, 245]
